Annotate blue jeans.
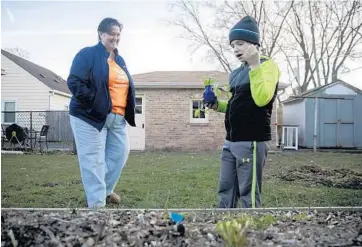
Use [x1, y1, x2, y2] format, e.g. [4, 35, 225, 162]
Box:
[70, 113, 130, 208]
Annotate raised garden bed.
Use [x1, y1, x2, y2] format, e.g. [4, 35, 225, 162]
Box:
[2, 208, 362, 247]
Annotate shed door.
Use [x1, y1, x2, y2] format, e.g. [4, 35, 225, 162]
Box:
[320, 98, 354, 148]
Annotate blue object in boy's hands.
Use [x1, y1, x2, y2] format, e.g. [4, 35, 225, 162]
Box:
[170, 212, 184, 224]
[203, 85, 217, 105]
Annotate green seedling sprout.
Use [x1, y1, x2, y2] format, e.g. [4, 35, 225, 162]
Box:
[216, 213, 278, 247]
[216, 218, 250, 247]
[194, 78, 231, 118]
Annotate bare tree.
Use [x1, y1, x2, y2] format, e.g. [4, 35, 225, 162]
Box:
[166, 0, 294, 73]
[284, 0, 362, 92]
[167, 0, 362, 95]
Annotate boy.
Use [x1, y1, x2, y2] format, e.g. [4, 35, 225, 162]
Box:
[203, 16, 280, 208]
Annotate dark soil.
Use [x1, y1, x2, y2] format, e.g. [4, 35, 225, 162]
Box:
[277, 165, 362, 189]
[1, 209, 362, 247]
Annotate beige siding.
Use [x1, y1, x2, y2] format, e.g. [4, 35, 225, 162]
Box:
[1, 55, 50, 129]
[1, 55, 71, 131]
[137, 88, 277, 152]
[49, 94, 71, 110]
[1, 55, 49, 111]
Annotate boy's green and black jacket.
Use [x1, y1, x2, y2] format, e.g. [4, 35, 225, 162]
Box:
[217, 56, 280, 142]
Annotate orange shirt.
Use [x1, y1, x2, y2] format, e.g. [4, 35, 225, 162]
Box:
[108, 58, 129, 115]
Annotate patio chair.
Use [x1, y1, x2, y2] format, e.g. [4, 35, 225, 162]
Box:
[22, 127, 33, 149]
[23, 127, 38, 150]
[37, 125, 50, 152]
[1, 124, 9, 147]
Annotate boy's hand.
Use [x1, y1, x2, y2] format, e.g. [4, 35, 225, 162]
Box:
[243, 44, 260, 69]
[203, 100, 218, 110]
[208, 101, 218, 110]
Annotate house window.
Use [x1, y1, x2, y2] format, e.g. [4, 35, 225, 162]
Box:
[190, 99, 208, 123]
[3, 101, 16, 124]
[135, 97, 143, 114]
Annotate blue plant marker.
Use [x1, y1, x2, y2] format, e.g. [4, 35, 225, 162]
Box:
[170, 212, 184, 224]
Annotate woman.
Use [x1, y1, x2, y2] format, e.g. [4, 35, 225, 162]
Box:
[67, 17, 136, 208]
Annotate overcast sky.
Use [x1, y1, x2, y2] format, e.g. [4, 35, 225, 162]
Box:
[2, 1, 213, 76]
[1, 0, 361, 90]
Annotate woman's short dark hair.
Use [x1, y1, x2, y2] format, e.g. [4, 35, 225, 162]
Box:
[97, 17, 123, 40]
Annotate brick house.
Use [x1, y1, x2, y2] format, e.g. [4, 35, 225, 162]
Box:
[129, 71, 286, 152]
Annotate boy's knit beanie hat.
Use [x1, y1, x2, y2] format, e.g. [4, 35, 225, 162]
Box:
[229, 16, 260, 46]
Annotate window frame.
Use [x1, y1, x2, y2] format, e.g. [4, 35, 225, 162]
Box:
[135, 96, 144, 115]
[190, 99, 208, 124]
[1, 100, 17, 124]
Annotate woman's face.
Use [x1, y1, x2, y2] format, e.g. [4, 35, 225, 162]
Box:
[100, 25, 121, 51]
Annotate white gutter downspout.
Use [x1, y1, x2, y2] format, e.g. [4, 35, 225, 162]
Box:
[48, 91, 55, 110]
[49, 90, 72, 98]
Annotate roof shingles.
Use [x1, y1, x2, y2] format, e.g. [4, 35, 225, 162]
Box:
[1, 49, 71, 94]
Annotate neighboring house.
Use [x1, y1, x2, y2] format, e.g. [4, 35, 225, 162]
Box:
[282, 80, 362, 149]
[130, 71, 288, 151]
[1, 49, 72, 141]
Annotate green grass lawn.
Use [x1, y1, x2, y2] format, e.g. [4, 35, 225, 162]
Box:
[1, 151, 362, 208]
